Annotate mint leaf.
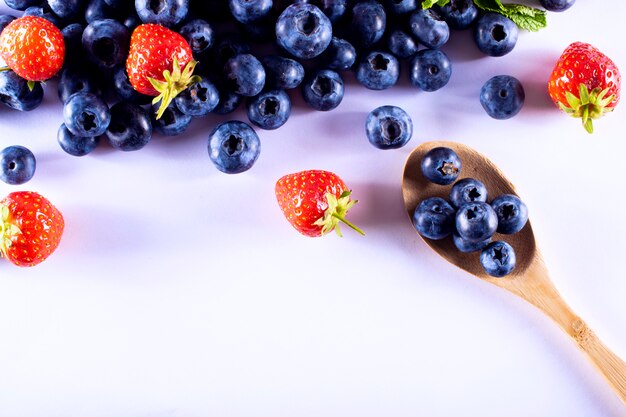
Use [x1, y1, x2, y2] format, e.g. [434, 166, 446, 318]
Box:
[422, 0, 451, 9]
[502, 3, 547, 32]
[473, 0, 547, 31]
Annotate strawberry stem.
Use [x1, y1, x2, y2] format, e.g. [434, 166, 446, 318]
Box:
[149, 57, 201, 120]
[0, 203, 21, 259]
[559, 83, 616, 134]
[313, 191, 365, 237]
[331, 213, 366, 237]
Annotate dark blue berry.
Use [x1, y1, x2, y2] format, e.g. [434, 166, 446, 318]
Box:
[480, 241, 516, 277]
[383, 0, 417, 15]
[151, 102, 192, 137]
[456, 202, 498, 242]
[224, 53, 266, 97]
[246, 89, 291, 130]
[365, 105, 413, 150]
[85, 0, 120, 23]
[82, 18, 130, 70]
[61, 23, 85, 65]
[175, 77, 220, 117]
[474, 12, 518, 57]
[63, 92, 111, 138]
[320, 37, 357, 70]
[439, 0, 478, 30]
[310, 0, 347, 23]
[540, 0, 575, 12]
[409, 8, 449, 49]
[106, 102, 152, 151]
[275, 3, 333, 60]
[47, 0, 84, 20]
[410, 49, 452, 92]
[301, 69, 344, 111]
[58, 65, 103, 104]
[57, 124, 100, 157]
[229, 0, 272, 24]
[356, 51, 399, 90]
[22, 6, 62, 26]
[262, 55, 305, 89]
[135, 0, 189, 27]
[112, 65, 151, 105]
[0, 70, 44, 112]
[3, 0, 40, 11]
[453, 232, 491, 253]
[208, 121, 261, 174]
[480, 75, 525, 120]
[211, 32, 251, 69]
[421, 147, 462, 185]
[413, 197, 456, 240]
[0, 145, 36, 185]
[449, 178, 488, 208]
[179, 18, 215, 59]
[491, 194, 529, 235]
[349, 0, 386, 49]
[387, 29, 419, 59]
[213, 88, 242, 115]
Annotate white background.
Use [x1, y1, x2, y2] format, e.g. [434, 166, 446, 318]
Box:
[1, 2, 626, 416]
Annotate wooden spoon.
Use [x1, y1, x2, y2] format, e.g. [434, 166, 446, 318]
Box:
[402, 140, 626, 404]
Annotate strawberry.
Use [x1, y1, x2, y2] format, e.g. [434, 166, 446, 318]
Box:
[1, 191, 64, 267]
[126, 24, 200, 119]
[548, 42, 621, 134]
[275, 170, 364, 237]
[0, 16, 65, 85]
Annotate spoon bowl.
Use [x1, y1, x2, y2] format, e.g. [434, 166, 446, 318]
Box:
[402, 140, 626, 405]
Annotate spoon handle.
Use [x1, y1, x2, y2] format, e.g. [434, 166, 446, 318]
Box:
[511, 264, 626, 404]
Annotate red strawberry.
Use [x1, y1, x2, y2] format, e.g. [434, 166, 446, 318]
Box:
[1, 191, 64, 267]
[548, 42, 621, 133]
[0, 16, 65, 84]
[275, 170, 364, 237]
[126, 23, 200, 119]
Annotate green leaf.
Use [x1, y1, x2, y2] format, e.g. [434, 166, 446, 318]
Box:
[473, 0, 505, 13]
[421, 0, 450, 9]
[473, 0, 547, 31]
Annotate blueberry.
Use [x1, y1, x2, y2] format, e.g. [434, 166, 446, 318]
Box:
[491, 194, 529, 235]
[412, 197, 456, 240]
[208, 121, 261, 174]
[453, 232, 491, 253]
[213, 88, 242, 115]
[421, 146, 462, 185]
[247, 89, 291, 130]
[0, 70, 44, 112]
[310, 0, 347, 23]
[439, 0, 478, 30]
[85, 0, 120, 23]
[387, 29, 419, 59]
[82, 18, 131, 70]
[112, 65, 151, 105]
[61, 23, 86, 65]
[365, 105, 413, 150]
[174, 77, 220, 117]
[229, 0, 272, 24]
[356, 51, 400, 90]
[349, 0, 386, 49]
[58, 65, 103, 104]
[179, 19, 215, 58]
[151, 102, 192, 137]
[211, 32, 251, 69]
[3, 0, 40, 11]
[47, 0, 84, 19]
[383, 0, 417, 15]
[0, 145, 36, 185]
[449, 178, 488, 208]
[480, 241, 516, 277]
[540, 0, 575, 12]
[474, 12, 518, 57]
[276, 3, 333, 60]
[456, 202, 498, 242]
[320, 37, 357, 71]
[22, 6, 62, 26]
[104, 0, 132, 11]
[224, 53, 266, 97]
[409, 8, 450, 49]
[106, 102, 152, 151]
[301, 69, 344, 111]
[480, 75, 525, 120]
[410, 49, 452, 92]
[57, 124, 100, 157]
[262, 55, 305, 89]
[63, 92, 111, 138]
[135, 0, 189, 27]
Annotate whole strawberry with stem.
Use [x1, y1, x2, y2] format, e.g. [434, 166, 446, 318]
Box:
[126, 23, 200, 119]
[548, 42, 621, 133]
[275, 170, 365, 237]
[1, 191, 64, 267]
[0, 16, 65, 88]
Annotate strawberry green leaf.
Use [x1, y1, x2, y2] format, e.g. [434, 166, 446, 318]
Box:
[0, 203, 22, 259]
[421, 0, 450, 8]
[313, 191, 365, 237]
[149, 57, 201, 120]
[473, 0, 547, 31]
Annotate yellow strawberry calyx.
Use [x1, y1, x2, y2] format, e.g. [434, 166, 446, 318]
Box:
[148, 57, 201, 120]
[313, 190, 365, 237]
[0, 203, 21, 259]
[559, 83, 616, 134]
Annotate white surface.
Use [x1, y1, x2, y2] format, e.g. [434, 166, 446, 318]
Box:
[1, 3, 626, 417]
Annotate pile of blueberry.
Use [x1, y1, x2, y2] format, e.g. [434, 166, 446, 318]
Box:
[413, 146, 529, 277]
[0, 0, 575, 184]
